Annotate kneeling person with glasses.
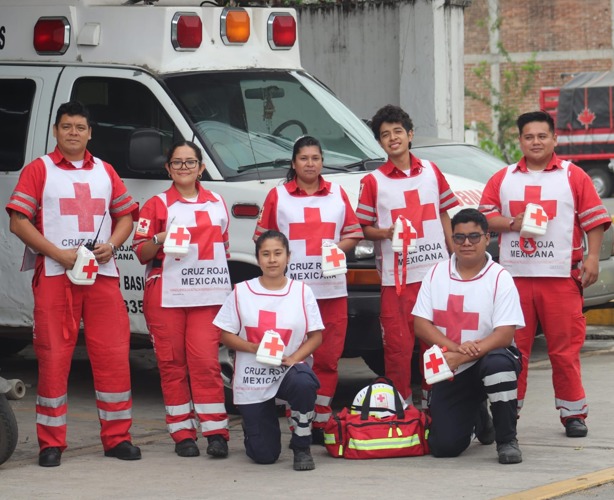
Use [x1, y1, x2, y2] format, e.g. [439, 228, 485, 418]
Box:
[412, 209, 525, 464]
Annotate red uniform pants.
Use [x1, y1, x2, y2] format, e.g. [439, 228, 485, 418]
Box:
[380, 283, 427, 402]
[514, 274, 587, 423]
[32, 270, 133, 452]
[144, 278, 228, 443]
[311, 296, 347, 429]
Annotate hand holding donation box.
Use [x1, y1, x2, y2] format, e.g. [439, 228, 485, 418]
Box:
[164, 224, 191, 258]
[66, 246, 99, 286]
[391, 216, 417, 253]
[321, 240, 346, 277]
[256, 330, 286, 366]
[520, 203, 548, 238]
[423, 345, 454, 385]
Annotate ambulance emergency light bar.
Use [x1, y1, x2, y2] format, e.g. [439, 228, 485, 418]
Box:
[32, 9, 296, 55]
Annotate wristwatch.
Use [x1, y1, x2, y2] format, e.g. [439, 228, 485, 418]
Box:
[509, 218, 515, 231]
[108, 242, 117, 256]
[152, 234, 162, 245]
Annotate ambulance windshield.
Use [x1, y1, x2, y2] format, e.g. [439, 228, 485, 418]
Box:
[164, 71, 385, 179]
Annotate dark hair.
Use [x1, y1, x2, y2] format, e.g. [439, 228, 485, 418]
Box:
[166, 140, 203, 164]
[370, 104, 414, 140]
[55, 101, 91, 128]
[255, 230, 290, 258]
[286, 136, 323, 183]
[517, 111, 555, 135]
[451, 208, 488, 233]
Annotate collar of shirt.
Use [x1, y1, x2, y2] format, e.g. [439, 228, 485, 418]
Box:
[450, 252, 493, 280]
[165, 182, 218, 205]
[514, 153, 562, 173]
[285, 175, 331, 196]
[379, 153, 423, 178]
[49, 146, 95, 170]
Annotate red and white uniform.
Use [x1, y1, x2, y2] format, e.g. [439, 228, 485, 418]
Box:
[357, 155, 459, 401]
[480, 154, 611, 422]
[254, 177, 362, 427]
[133, 183, 231, 443]
[6, 147, 138, 453]
[413, 253, 525, 375]
[212, 277, 324, 404]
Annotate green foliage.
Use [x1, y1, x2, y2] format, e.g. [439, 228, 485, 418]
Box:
[465, 23, 541, 163]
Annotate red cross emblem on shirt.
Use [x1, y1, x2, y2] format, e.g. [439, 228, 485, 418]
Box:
[245, 310, 293, 345]
[82, 259, 99, 279]
[59, 183, 106, 232]
[425, 352, 444, 374]
[289, 207, 336, 256]
[509, 186, 557, 220]
[169, 227, 190, 246]
[263, 335, 285, 357]
[390, 190, 437, 238]
[186, 211, 224, 261]
[531, 207, 548, 226]
[432, 294, 479, 344]
[326, 247, 345, 267]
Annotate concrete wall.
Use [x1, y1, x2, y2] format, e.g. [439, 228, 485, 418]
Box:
[297, 0, 470, 140]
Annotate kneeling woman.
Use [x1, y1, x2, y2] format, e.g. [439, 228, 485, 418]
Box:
[213, 231, 323, 471]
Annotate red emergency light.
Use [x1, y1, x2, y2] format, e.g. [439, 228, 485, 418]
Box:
[267, 13, 296, 50]
[232, 203, 260, 218]
[221, 8, 250, 45]
[171, 12, 202, 51]
[34, 17, 70, 55]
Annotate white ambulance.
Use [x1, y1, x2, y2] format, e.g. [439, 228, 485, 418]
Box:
[0, 0, 492, 380]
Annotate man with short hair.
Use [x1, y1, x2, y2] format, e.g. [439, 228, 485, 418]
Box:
[6, 101, 141, 466]
[413, 208, 524, 464]
[356, 104, 459, 404]
[479, 110, 611, 437]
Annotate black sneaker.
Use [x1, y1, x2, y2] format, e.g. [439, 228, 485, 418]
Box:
[497, 438, 522, 464]
[104, 441, 142, 460]
[565, 418, 588, 438]
[292, 446, 315, 471]
[39, 447, 62, 467]
[311, 428, 325, 446]
[175, 438, 200, 457]
[206, 435, 228, 458]
[474, 401, 495, 445]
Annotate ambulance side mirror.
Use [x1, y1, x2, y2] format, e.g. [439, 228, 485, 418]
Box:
[128, 128, 167, 173]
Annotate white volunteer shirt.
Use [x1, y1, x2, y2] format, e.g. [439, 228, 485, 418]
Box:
[213, 277, 324, 405]
[412, 253, 525, 375]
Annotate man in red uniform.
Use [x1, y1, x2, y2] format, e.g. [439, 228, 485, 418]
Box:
[356, 105, 459, 404]
[6, 101, 140, 466]
[479, 110, 611, 437]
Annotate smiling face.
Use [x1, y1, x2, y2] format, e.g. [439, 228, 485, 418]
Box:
[53, 114, 91, 161]
[377, 121, 413, 162]
[257, 236, 290, 281]
[452, 221, 490, 269]
[518, 121, 557, 170]
[165, 144, 205, 190]
[291, 145, 323, 186]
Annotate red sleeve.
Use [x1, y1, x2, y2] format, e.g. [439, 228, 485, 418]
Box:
[132, 196, 167, 263]
[431, 163, 460, 213]
[5, 158, 46, 223]
[569, 164, 612, 232]
[339, 186, 364, 239]
[479, 168, 508, 219]
[253, 188, 280, 241]
[103, 162, 139, 221]
[356, 173, 378, 227]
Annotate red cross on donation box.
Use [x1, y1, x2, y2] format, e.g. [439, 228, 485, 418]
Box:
[425, 351, 444, 374]
[432, 294, 479, 344]
[289, 207, 336, 256]
[390, 190, 437, 239]
[326, 247, 345, 267]
[59, 183, 106, 232]
[82, 259, 99, 279]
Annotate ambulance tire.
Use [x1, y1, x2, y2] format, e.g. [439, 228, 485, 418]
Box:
[219, 345, 238, 415]
[586, 164, 612, 198]
[0, 394, 18, 466]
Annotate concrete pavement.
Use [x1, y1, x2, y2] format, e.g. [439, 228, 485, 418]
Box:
[0, 333, 613, 500]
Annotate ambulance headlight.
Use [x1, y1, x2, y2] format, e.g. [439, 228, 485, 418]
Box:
[354, 240, 374, 260]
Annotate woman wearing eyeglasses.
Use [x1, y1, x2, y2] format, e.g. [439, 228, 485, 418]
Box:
[132, 140, 230, 459]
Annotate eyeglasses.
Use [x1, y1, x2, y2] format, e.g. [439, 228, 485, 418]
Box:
[169, 159, 199, 170]
[452, 232, 486, 245]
